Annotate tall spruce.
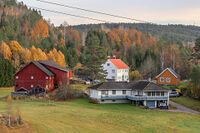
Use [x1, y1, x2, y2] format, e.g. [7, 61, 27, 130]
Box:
[82, 30, 107, 81]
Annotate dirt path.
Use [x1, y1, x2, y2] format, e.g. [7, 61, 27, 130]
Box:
[169, 101, 200, 115]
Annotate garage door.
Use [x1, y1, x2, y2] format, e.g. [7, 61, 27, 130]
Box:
[146, 101, 156, 108]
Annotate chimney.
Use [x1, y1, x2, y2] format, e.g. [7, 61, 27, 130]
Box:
[112, 55, 116, 59]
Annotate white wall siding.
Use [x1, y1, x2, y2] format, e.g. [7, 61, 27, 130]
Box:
[90, 90, 100, 99]
[102, 59, 129, 82]
[102, 60, 117, 80]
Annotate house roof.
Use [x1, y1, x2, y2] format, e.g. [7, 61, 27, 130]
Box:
[15, 61, 54, 76]
[90, 82, 132, 90]
[109, 59, 129, 69]
[90, 80, 168, 91]
[39, 60, 68, 72]
[155, 68, 179, 79]
[32, 61, 54, 76]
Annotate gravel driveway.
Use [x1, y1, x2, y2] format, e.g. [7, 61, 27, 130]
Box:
[169, 101, 200, 114]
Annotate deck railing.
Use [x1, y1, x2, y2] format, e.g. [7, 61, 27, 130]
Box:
[101, 95, 168, 100]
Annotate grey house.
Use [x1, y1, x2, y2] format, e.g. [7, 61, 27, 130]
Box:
[89, 81, 169, 108]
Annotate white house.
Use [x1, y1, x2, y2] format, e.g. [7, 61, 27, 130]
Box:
[89, 81, 169, 109]
[102, 58, 129, 82]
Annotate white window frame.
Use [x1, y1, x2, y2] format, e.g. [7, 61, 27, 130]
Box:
[31, 76, 34, 79]
[31, 85, 34, 88]
[166, 77, 171, 83]
[101, 90, 108, 96]
[46, 76, 49, 80]
[16, 76, 19, 79]
[160, 77, 165, 82]
[112, 90, 116, 95]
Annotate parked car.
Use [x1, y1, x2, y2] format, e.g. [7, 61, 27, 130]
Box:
[169, 89, 180, 97]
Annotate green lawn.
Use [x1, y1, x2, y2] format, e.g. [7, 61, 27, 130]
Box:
[0, 87, 13, 98]
[0, 88, 200, 133]
[171, 97, 200, 112]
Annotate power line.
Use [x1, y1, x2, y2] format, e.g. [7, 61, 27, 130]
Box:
[28, 6, 109, 23]
[34, 0, 152, 23]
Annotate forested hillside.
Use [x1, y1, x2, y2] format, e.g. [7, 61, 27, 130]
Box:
[74, 23, 200, 44]
[0, 0, 199, 87]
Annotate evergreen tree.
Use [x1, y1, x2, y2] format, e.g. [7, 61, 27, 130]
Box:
[0, 56, 15, 87]
[82, 30, 107, 81]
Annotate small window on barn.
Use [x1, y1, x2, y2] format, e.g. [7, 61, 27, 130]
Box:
[46, 77, 48, 80]
[31, 85, 34, 88]
[107, 63, 110, 66]
[160, 77, 165, 82]
[161, 92, 164, 96]
[15, 76, 19, 79]
[166, 77, 171, 83]
[31, 76, 34, 79]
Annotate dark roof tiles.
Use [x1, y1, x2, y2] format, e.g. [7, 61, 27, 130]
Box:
[90, 80, 168, 91]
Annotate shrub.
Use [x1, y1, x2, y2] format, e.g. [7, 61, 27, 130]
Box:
[89, 98, 99, 104]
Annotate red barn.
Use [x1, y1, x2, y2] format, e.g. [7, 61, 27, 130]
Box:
[15, 60, 72, 93]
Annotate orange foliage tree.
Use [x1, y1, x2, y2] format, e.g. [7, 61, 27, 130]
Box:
[31, 19, 49, 41]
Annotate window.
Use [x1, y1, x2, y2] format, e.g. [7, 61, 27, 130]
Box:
[161, 92, 164, 96]
[122, 90, 126, 95]
[112, 76, 115, 79]
[16, 76, 19, 79]
[101, 90, 108, 95]
[160, 77, 165, 82]
[101, 100, 105, 102]
[156, 92, 160, 96]
[112, 90, 116, 95]
[46, 77, 49, 80]
[166, 77, 171, 83]
[147, 92, 151, 96]
[112, 69, 115, 73]
[152, 92, 155, 96]
[112, 100, 116, 102]
[107, 63, 110, 66]
[31, 76, 34, 79]
[31, 85, 34, 88]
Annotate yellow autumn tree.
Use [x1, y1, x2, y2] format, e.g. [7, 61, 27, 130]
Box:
[31, 19, 49, 41]
[21, 48, 32, 63]
[0, 42, 12, 60]
[8, 41, 24, 67]
[48, 48, 66, 67]
[29, 46, 47, 61]
[130, 70, 143, 81]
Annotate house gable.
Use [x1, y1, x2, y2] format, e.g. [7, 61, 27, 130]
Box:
[156, 68, 179, 79]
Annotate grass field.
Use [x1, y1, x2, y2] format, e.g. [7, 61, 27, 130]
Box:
[0, 88, 200, 133]
[171, 97, 200, 112]
[0, 87, 14, 98]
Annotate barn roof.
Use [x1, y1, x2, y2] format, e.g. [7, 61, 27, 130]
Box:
[90, 80, 168, 91]
[155, 68, 180, 79]
[39, 60, 68, 72]
[15, 61, 54, 76]
[109, 59, 129, 69]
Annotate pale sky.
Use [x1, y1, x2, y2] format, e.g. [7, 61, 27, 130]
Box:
[19, 0, 200, 26]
